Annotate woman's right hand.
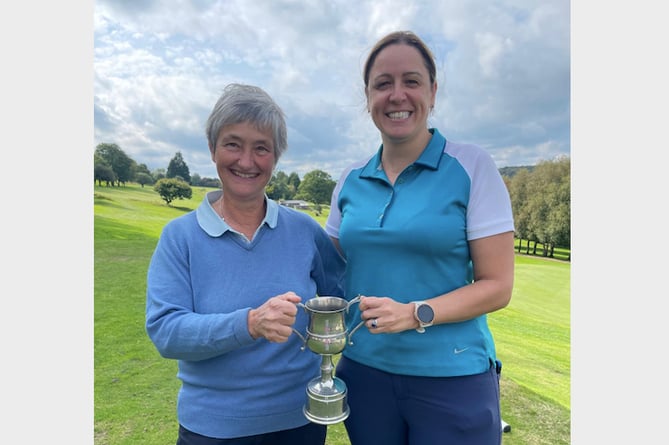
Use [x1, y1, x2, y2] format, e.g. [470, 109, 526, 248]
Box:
[247, 292, 301, 342]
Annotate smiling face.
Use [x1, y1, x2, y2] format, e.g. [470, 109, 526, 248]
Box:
[366, 43, 437, 146]
[210, 121, 275, 204]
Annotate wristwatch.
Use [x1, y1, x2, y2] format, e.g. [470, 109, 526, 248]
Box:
[412, 301, 434, 333]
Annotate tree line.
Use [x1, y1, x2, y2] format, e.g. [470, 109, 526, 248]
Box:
[504, 155, 570, 260]
[94, 142, 220, 189]
[93, 142, 337, 207]
[94, 143, 570, 258]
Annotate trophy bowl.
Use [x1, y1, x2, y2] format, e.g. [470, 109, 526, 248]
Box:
[305, 332, 348, 355]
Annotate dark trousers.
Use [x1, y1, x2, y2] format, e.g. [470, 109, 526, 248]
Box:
[336, 355, 502, 445]
[176, 422, 326, 445]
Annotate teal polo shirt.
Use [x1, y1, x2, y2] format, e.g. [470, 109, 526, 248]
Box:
[325, 128, 514, 377]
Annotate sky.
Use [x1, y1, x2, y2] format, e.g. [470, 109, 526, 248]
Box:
[93, 0, 570, 180]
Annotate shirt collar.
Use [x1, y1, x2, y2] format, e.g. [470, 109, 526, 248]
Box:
[359, 128, 446, 179]
[196, 190, 278, 237]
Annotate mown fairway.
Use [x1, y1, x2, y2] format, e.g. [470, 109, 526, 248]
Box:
[94, 183, 570, 444]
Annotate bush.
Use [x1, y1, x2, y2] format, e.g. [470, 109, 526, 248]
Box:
[154, 178, 193, 205]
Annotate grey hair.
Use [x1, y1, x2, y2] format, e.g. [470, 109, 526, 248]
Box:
[205, 83, 288, 163]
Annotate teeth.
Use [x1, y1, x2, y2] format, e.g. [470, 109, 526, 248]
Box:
[233, 171, 256, 178]
[388, 111, 410, 119]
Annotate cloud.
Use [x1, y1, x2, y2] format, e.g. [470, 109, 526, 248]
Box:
[94, 0, 570, 179]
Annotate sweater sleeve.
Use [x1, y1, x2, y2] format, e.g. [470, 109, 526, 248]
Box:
[145, 221, 256, 361]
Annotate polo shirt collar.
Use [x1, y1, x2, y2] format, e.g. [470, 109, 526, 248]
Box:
[196, 190, 278, 237]
[359, 128, 446, 179]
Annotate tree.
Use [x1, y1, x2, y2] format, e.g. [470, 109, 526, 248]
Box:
[538, 156, 570, 256]
[507, 168, 532, 253]
[136, 172, 154, 188]
[94, 142, 135, 186]
[167, 151, 191, 184]
[190, 173, 202, 186]
[154, 178, 193, 205]
[287, 172, 301, 196]
[135, 163, 152, 178]
[152, 168, 166, 181]
[296, 169, 336, 204]
[94, 162, 116, 186]
[505, 156, 570, 258]
[267, 171, 291, 200]
[199, 176, 221, 188]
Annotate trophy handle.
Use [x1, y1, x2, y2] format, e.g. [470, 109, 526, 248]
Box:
[293, 302, 308, 350]
[345, 295, 361, 312]
[346, 295, 364, 345]
[292, 328, 307, 350]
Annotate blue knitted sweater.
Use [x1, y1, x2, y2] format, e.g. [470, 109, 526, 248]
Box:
[146, 191, 346, 438]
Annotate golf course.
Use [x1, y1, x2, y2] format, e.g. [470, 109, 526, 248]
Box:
[94, 183, 570, 444]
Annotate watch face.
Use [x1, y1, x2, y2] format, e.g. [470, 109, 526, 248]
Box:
[417, 304, 434, 323]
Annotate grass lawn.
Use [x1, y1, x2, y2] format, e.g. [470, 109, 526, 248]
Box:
[94, 183, 570, 444]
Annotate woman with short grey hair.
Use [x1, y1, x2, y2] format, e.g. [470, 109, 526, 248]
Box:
[147, 83, 345, 445]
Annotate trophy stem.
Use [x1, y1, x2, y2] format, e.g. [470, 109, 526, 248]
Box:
[320, 354, 334, 385]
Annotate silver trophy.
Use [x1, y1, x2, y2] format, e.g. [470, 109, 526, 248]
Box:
[293, 295, 363, 425]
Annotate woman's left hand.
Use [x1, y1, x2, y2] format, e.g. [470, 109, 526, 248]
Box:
[358, 295, 417, 333]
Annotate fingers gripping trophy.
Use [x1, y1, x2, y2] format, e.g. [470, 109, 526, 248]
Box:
[292, 295, 363, 425]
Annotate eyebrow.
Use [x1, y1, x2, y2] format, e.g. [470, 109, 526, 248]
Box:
[372, 71, 425, 81]
[220, 132, 274, 147]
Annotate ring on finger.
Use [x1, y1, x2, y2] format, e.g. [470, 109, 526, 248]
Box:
[370, 318, 378, 328]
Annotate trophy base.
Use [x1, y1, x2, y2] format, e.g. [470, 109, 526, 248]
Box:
[303, 376, 350, 425]
[303, 404, 350, 425]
